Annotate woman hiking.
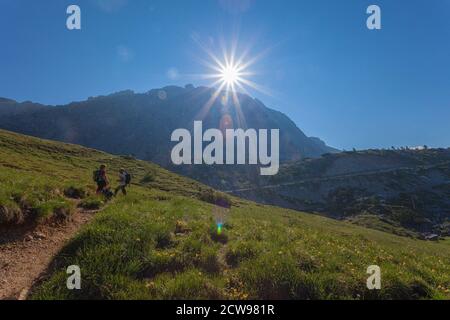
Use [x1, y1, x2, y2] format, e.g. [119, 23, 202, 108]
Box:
[94, 164, 109, 195]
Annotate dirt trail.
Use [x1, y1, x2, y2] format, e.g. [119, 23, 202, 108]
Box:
[0, 207, 98, 300]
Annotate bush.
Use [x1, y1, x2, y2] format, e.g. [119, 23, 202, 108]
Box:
[155, 230, 175, 249]
[17, 193, 41, 210]
[197, 247, 221, 274]
[64, 186, 88, 199]
[225, 242, 259, 267]
[78, 197, 104, 210]
[175, 220, 191, 234]
[141, 170, 156, 183]
[53, 202, 75, 222]
[34, 198, 75, 222]
[0, 203, 24, 225]
[199, 190, 232, 208]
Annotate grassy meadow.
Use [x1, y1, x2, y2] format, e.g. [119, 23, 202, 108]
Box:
[0, 129, 449, 300]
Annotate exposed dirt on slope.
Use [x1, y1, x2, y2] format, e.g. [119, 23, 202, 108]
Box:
[0, 207, 99, 300]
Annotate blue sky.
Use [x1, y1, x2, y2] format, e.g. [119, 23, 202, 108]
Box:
[0, 0, 449, 150]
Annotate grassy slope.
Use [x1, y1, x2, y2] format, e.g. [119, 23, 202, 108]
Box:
[0, 129, 449, 300]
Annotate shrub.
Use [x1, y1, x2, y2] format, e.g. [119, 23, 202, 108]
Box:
[53, 202, 75, 222]
[78, 197, 104, 210]
[155, 230, 175, 249]
[34, 198, 75, 222]
[0, 203, 24, 225]
[199, 189, 232, 208]
[197, 247, 221, 274]
[34, 202, 55, 221]
[175, 220, 191, 234]
[225, 242, 259, 267]
[141, 170, 156, 183]
[64, 186, 88, 199]
[17, 193, 41, 210]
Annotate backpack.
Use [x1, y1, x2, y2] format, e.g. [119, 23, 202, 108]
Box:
[125, 172, 131, 185]
[93, 170, 104, 183]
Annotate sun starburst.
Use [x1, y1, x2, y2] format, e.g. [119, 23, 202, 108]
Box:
[192, 37, 272, 127]
[205, 51, 252, 97]
[220, 63, 241, 86]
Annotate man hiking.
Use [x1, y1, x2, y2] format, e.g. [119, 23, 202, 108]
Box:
[115, 168, 131, 196]
[94, 164, 109, 195]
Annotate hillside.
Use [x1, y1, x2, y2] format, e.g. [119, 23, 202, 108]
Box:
[0, 86, 337, 184]
[229, 149, 450, 237]
[2, 89, 448, 239]
[0, 129, 449, 300]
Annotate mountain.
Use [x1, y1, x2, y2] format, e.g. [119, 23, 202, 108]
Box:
[0, 98, 46, 117]
[1, 88, 448, 238]
[0, 86, 338, 178]
[0, 129, 449, 300]
[229, 149, 450, 237]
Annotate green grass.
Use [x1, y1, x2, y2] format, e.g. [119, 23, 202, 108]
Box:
[31, 192, 450, 300]
[34, 197, 75, 222]
[78, 196, 104, 211]
[0, 129, 229, 225]
[0, 129, 449, 300]
[346, 214, 420, 239]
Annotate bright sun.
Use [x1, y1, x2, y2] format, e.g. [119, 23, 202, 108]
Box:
[196, 41, 270, 114]
[195, 41, 270, 127]
[220, 64, 241, 86]
[203, 51, 252, 95]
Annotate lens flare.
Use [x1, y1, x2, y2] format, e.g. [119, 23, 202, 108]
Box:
[217, 222, 223, 235]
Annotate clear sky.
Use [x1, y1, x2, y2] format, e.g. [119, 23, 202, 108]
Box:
[0, 0, 449, 150]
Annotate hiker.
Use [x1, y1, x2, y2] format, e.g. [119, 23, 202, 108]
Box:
[115, 168, 131, 196]
[94, 164, 109, 195]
